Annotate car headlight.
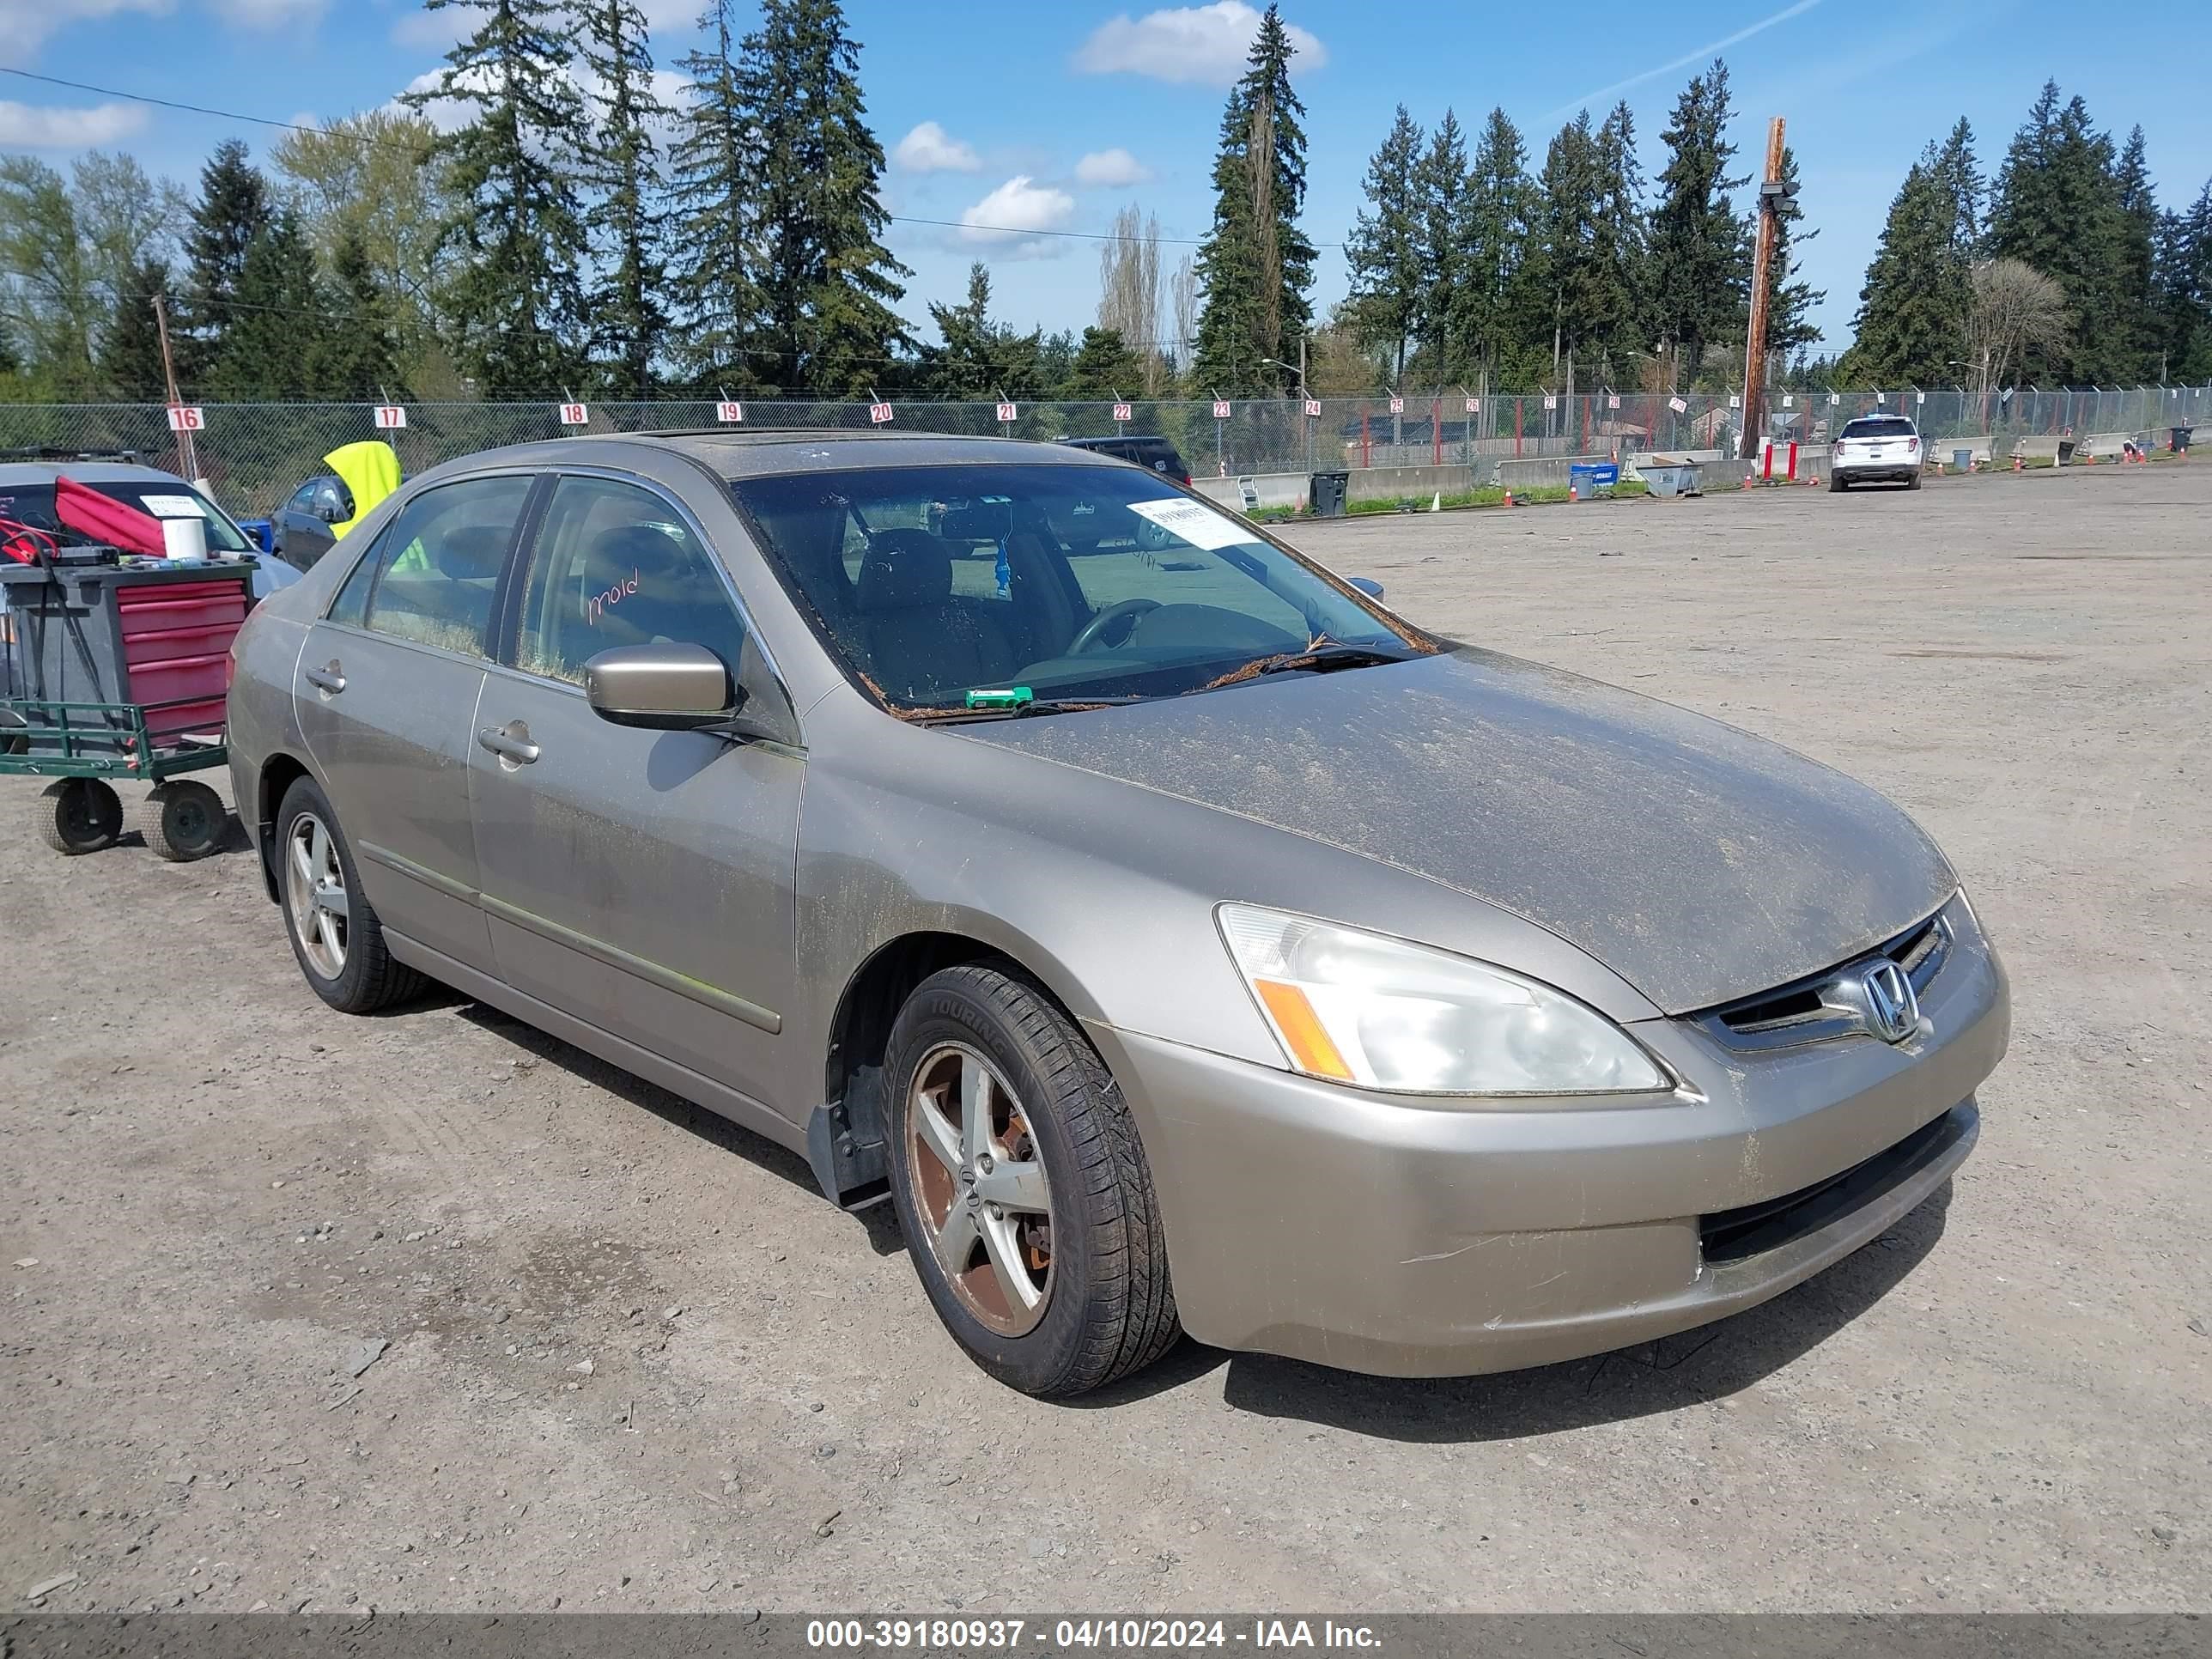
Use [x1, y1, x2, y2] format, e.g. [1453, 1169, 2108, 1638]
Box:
[1217, 904, 1671, 1097]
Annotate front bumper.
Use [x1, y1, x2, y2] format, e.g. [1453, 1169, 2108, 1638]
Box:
[1091, 901, 2008, 1377]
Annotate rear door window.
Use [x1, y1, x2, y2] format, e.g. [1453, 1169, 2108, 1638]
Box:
[1842, 418, 1916, 439]
[348, 475, 532, 658]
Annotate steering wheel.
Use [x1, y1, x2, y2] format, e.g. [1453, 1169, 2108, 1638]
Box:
[1066, 598, 1161, 655]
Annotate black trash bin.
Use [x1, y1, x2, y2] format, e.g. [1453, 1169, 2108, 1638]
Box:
[1310, 470, 1350, 517]
[2172, 426, 2194, 454]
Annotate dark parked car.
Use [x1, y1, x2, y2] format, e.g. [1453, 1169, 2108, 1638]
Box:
[272, 472, 354, 571]
[1056, 434, 1192, 485]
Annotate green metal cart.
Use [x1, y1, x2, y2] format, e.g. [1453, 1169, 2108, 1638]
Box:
[0, 695, 230, 859]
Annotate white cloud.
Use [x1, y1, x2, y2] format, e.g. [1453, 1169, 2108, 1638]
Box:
[389, 3, 465, 49]
[0, 99, 149, 147]
[0, 0, 168, 58]
[959, 175, 1075, 248]
[633, 0, 699, 25]
[1073, 2, 1325, 88]
[207, 0, 326, 25]
[392, 63, 690, 141]
[1074, 148, 1152, 188]
[893, 120, 981, 174]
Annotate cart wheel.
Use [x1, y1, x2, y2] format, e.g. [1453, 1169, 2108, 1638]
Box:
[33, 777, 124, 855]
[143, 779, 228, 862]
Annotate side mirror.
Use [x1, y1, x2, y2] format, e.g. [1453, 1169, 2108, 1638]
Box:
[585, 642, 737, 732]
[583, 641, 799, 746]
[1348, 576, 1386, 600]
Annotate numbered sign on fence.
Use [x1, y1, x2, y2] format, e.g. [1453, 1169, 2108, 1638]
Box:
[1874, 391, 1886, 404]
[995, 402, 1018, 422]
[1607, 394, 1620, 410]
[1782, 393, 1794, 408]
[166, 405, 204, 432]
[556, 402, 589, 426]
[1543, 395, 1557, 410]
[1729, 393, 1741, 409]
[714, 400, 745, 423]
[1829, 392, 1841, 405]
[1915, 391, 1926, 404]
[1463, 397, 1480, 414]
[1212, 399, 1231, 419]
[869, 401, 895, 424]
[1668, 396, 1687, 414]
[373, 404, 407, 429]
[1303, 398, 1321, 417]
[1112, 402, 1133, 422]
[1389, 396, 1404, 415]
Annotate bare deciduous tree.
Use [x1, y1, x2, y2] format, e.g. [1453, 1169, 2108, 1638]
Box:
[1096, 205, 1162, 393]
[1169, 254, 1198, 380]
[1966, 258, 2068, 414]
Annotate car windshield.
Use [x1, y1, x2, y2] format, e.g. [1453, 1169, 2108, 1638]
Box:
[0, 478, 251, 553]
[1841, 418, 1916, 439]
[730, 462, 1431, 712]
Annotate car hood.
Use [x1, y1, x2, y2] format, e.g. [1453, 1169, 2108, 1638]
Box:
[960, 647, 1955, 1014]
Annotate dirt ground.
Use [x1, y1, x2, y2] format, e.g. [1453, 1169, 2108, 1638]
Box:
[3, 462, 2207, 1616]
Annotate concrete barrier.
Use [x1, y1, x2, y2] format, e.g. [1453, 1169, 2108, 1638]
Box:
[2080, 431, 2141, 460]
[1346, 464, 1476, 505]
[1494, 453, 1617, 492]
[2011, 436, 2073, 465]
[1929, 434, 1995, 465]
[1194, 472, 1307, 513]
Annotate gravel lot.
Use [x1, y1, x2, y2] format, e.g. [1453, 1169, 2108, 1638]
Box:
[3, 462, 2207, 1615]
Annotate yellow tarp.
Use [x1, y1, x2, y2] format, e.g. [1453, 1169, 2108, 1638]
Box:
[324, 441, 401, 540]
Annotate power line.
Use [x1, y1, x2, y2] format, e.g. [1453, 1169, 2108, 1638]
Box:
[0, 64, 1345, 251]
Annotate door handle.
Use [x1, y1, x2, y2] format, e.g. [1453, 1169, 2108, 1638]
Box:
[477, 725, 540, 764]
[304, 662, 345, 694]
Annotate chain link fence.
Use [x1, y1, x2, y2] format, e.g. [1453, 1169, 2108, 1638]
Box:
[3, 386, 2206, 518]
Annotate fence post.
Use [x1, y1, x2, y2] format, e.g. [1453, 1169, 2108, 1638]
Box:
[1514, 398, 1523, 458]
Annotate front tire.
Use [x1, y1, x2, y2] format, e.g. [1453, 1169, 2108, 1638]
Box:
[885, 963, 1180, 1396]
[276, 775, 426, 1013]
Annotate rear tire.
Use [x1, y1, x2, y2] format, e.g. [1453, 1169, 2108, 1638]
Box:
[34, 777, 123, 854]
[1829, 474, 1847, 493]
[884, 963, 1181, 1396]
[143, 780, 228, 862]
[1906, 470, 1923, 490]
[276, 775, 427, 1013]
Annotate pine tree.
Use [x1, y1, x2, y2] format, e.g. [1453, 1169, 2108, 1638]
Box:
[181, 138, 270, 381]
[1533, 112, 1607, 379]
[1649, 59, 1750, 379]
[1416, 110, 1468, 373]
[580, 0, 672, 396]
[1344, 105, 1425, 385]
[2112, 126, 2160, 379]
[1594, 101, 1651, 368]
[97, 256, 172, 398]
[405, 0, 591, 398]
[667, 0, 763, 389]
[1987, 83, 2125, 380]
[1448, 106, 1536, 383]
[1847, 150, 1966, 386]
[1064, 326, 1147, 398]
[1191, 4, 1314, 396]
[210, 209, 334, 400]
[2154, 179, 2212, 381]
[320, 227, 405, 400]
[920, 264, 1042, 400]
[737, 0, 911, 396]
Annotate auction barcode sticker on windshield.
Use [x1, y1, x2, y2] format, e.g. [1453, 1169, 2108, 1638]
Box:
[140, 495, 206, 519]
[1126, 495, 1252, 551]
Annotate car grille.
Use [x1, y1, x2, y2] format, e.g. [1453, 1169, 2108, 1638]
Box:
[1696, 908, 1952, 1052]
[1698, 1105, 1966, 1265]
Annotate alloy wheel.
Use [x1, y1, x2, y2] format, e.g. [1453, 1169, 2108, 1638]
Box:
[905, 1042, 1055, 1336]
[284, 811, 350, 979]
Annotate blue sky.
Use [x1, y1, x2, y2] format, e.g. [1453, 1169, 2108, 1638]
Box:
[2, 0, 2208, 363]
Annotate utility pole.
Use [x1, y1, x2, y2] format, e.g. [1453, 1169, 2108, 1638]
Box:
[1740, 116, 1790, 465]
[151, 292, 198, 483]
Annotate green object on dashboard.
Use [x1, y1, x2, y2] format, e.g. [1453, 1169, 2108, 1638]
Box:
[963, 686, 1034, 709]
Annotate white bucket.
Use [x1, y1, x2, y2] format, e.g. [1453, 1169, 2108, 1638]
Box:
[161, 514, 209, 561]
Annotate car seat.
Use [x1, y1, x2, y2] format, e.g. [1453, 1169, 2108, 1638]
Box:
[854, 528, 1018, 699]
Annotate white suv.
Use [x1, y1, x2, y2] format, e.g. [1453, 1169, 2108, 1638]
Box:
[1829, 415, 1923, 491]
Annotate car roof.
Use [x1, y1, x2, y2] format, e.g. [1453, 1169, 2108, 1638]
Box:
[405, 428, 1131, 485]
[0, 460, 191, 486]
[1060, 434, 1176, 448]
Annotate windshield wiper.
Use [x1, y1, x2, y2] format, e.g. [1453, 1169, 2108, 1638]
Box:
[1200, 641, 1409, 690]
[905, 696, 1147, 725]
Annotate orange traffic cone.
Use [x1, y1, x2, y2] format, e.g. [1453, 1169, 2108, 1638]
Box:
[2013, 453, 2022, 472]
[1503, 489, 1515, 507]
[1568, 483, 1578, 502]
